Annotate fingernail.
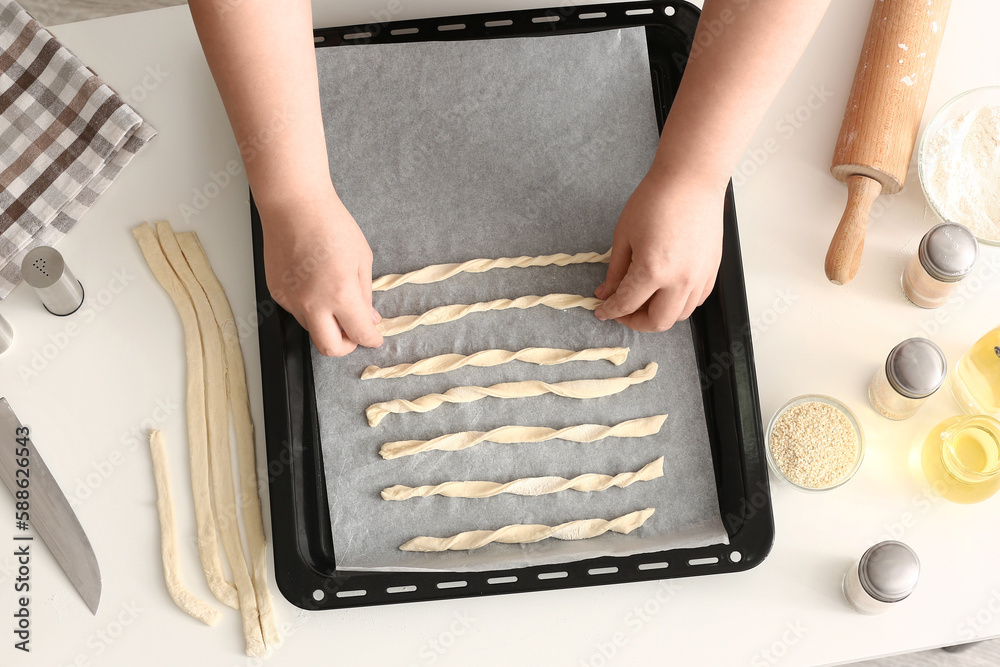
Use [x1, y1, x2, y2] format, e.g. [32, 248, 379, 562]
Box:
[372, 308, 381, 323]
[594, 284, 607, 299]
[595, 310, 607, 321]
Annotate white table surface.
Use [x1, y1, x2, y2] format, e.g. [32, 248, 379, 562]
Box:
[1, 1, 998, 665]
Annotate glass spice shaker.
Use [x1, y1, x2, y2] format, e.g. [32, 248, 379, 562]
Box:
[843, 541, 920, 614]
[902, 223, 979, 309]
[869, 338, 947, 420]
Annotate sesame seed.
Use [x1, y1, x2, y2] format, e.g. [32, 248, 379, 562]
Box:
[770, 401, 859, 489]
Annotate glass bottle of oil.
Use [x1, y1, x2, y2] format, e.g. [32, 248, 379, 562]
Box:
[921, 415, 1000, 504]
[951, 325, 1000, 417]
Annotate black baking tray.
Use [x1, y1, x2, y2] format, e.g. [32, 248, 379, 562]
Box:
[251, 0, 773, 611]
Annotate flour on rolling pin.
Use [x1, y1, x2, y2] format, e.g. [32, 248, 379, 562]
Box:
[922, 105, 1000, 243]
[825, 0, 952, 285]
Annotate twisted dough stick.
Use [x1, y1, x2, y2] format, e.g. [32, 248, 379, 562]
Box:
[399, 508, 655, 552]
[362, 347, 629, 379]
[383, 457, 664, 500]
[148, 430, 221, 626]
[376, 293, 603, 337]
[380, 414, 668, 460]
[372, 249, 611, 291]
[366, 362, 658, 426]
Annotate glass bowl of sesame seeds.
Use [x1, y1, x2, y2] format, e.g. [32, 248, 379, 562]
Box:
[765, 394, 865, 492]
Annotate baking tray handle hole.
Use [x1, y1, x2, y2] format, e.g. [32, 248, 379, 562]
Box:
[335, 589, 367, 599]
[638, 561, 669, 571]
[688, 556, 720, 567]
[387, 585, 418, 594]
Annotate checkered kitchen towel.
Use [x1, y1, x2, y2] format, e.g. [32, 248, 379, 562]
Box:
[0, 0, 156, 300]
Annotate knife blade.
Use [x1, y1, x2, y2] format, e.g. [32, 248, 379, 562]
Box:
[0, 398, 101, 614]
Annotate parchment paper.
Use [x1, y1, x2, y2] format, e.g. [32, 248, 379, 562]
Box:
[313, 28, 729, 572]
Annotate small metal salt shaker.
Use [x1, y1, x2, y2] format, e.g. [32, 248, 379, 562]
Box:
[20, 246, 85, 316]
[869, 337, 947, 420]
[901, 223, 979, 309]
[843, 541, 920, 614]
[0, 312, 12, 355]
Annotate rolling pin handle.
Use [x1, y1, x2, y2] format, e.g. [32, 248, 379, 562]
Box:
[825, 174, 883, 285]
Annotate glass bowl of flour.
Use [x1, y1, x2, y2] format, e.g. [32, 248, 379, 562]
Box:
[918, 86, 1000, 246]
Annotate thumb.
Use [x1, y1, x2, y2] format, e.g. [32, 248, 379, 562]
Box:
[596, 244, 630, 299]
[337, 281, 384, 349]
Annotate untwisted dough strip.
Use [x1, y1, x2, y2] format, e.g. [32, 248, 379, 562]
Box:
[176, 231, 281, 650]
[380, 414, 668, 460]
[399, 508, 655, 552]
[156, 221, 265, 657]
[375, 293, 603, 337]
[147, 429, 221, 626]
[362, 346, 629, 379]
[366, 362, 658, 427]
[132, 223, 239, 611]
[372, 249, 611, 291]
[383, 457, 664, 500]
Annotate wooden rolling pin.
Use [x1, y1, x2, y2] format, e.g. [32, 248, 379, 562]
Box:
[825, 0, 951, 285]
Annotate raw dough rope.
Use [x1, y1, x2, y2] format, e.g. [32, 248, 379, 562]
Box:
[362, 346, 629, 379]
[132, 223, 239, 611]
[157, 221, 265, 657]
[375, 293, 603, 337]
[372, 249, 611, 291]
[177, 231, 281, 650]
[399, 508, 655, 552]
[380, 414, 668, 460]
[147, 429, 221, 626]
[366, 362, 658, 427]
[382, 457, 664, 500]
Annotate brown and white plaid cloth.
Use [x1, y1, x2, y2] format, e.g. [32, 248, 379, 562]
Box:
[0, 0, 156, 300]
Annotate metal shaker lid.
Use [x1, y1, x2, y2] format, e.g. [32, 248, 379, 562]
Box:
[919, 223, 979, 283]
[21, 246, 65, 288]
[20, 246, 84, 317]
[886, 337, 947, 399]
[859, 541, 920, 603]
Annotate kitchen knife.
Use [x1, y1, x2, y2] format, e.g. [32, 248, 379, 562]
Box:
[0, 398, 101, 614]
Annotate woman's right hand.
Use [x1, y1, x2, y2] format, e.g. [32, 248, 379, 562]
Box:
[259, 185, 383, 357]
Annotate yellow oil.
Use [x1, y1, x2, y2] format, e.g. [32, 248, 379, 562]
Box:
[921, 416, 1000, 504]
[952, 325, 1000, 416]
